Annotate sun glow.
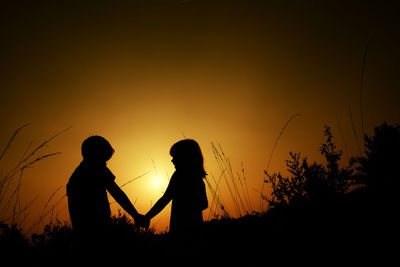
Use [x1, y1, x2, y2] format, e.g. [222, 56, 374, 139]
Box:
[150, 174, 168, 191]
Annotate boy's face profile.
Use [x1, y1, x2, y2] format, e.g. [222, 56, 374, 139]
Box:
[171, 156, 179, 169]
[84, 151, 113, 163]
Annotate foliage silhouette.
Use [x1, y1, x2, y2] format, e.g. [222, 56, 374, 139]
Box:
[353, 122, 400, 197]
[264, 125, 357, 209]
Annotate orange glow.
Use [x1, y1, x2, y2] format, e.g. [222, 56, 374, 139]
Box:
[149, 174, 168, 192]
[1, 1, 399, 234]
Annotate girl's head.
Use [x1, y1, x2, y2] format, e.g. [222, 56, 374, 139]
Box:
[81, 136, 114, 162]
[170, 139, 207, 178]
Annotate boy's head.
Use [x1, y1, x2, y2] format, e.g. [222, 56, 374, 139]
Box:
[81, 136, 114, 162]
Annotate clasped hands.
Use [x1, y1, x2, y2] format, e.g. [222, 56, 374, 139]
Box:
[134, 214, 150, 229]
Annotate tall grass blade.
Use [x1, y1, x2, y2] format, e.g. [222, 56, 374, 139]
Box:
[349, 108, 362, 156]
[360, 37, 373, 138]
[258, 113, 300, 212]
[0, 123, 31, 162]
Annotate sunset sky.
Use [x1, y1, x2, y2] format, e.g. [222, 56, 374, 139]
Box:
[1, 0, 399, 233]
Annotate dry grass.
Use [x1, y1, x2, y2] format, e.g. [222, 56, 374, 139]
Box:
[0, 125, 70, 229]
[258, 113, 300, 212]
[205, 142, 253, 219]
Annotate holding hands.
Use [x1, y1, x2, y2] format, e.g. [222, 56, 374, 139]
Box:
[133, 213, 150, 229]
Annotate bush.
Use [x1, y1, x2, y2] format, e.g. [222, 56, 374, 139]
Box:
[265, 125, 357, 208]
[353, 122, 400, 198]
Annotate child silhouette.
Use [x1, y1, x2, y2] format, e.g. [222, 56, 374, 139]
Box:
[144, 139, 208, 241]
[67, 136, 144, 246]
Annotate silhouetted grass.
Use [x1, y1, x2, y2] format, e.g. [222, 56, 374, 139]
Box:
[206, 142, 254, 219]
[258, 113, 300, 211]
[0, 125, 70, 228]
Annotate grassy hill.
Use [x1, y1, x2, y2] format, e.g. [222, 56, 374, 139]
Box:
[0, 186, 394, 264]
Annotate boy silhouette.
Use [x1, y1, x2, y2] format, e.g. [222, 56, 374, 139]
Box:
[67, 136, 144, 247]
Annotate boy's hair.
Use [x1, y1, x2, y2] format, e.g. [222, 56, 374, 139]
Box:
[81, 136, 114, 161]
[170, 139, 207, 178]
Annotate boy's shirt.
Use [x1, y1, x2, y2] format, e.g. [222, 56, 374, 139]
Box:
[67, 160, 115, 228]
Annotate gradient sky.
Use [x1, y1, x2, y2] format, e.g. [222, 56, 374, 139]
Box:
[1, 0, 399, 233]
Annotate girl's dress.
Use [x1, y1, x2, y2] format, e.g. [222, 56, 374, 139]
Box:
[163, 170, 208, 235]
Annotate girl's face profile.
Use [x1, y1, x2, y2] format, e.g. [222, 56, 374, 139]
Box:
[171, 155, 185, 169]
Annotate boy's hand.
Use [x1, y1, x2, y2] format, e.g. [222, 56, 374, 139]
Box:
[142, 215, 150, 229]
[134, 214, 150, 229]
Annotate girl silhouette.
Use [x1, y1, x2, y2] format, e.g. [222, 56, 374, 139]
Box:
[144, 139, 208, 240]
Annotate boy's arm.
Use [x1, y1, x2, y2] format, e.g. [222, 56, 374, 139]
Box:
[106, 180, 139, 219]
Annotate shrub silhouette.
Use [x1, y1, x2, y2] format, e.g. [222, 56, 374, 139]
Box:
[350, 122, 400, 242]
[353, 122, 400, 198]
[262, 122, 400, 257]
[264, 125, 357, 209]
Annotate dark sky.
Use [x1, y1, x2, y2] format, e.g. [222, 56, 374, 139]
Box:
[1, 0, 399, 122]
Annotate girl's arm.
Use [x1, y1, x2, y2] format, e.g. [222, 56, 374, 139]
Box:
[145, 193, 171, 219]
[145, 179, 174, 219]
